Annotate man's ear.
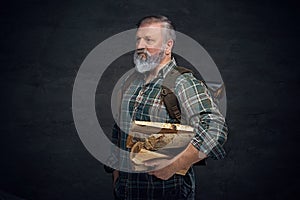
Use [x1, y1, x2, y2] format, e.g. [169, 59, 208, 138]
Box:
[165, 40, 174, 55]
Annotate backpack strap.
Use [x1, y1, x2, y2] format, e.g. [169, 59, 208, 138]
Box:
[161, 66, 192, 122]
[116, 71, 143, 143]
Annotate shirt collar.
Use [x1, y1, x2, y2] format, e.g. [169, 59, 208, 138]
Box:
[157, 57, 177, 79]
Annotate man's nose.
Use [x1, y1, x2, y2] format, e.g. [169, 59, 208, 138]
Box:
[136, 38, 146, 49]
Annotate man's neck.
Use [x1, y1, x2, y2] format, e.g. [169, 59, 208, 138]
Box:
[144, 56, 171, 84]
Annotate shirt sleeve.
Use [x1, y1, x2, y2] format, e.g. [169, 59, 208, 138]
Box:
[175, 73, 228, 160]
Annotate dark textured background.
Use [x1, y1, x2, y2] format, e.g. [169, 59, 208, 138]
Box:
[0, 0, 299, 199]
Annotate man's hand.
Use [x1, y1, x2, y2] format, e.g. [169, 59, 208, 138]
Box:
[146, 159, 180, 180]
[112, 170, 119, 187]
[145, 143, 207, 180]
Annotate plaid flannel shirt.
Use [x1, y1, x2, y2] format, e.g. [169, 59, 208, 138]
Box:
[111, 58, 228, 199]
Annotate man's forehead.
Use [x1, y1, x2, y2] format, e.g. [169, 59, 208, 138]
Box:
[136, 23, 163, 37]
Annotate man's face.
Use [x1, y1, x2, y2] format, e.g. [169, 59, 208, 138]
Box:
[134, 23, 166, 73]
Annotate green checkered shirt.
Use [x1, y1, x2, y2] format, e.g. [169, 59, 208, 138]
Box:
[111, 58, 228, 199]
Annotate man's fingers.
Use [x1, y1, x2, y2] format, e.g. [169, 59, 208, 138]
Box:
[148, 171, 155, 175]
[144, 158, 171, 168]
[148, 171, 170, 180]
[144, 160, 158, 167]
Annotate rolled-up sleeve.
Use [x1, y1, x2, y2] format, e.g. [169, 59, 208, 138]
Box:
[175, 73, 228, 159]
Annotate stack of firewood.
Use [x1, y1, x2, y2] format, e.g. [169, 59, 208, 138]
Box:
[126, 121, 195, 175]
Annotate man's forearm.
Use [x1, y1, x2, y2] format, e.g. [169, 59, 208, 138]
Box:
[147, 143, 207, 180]
[175, 143, 207, 171]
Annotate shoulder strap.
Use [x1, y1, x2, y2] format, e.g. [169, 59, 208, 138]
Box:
[116, 71, 142, 142]
[161, 66, 192, 122]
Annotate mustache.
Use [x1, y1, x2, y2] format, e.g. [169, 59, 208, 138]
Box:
[136, 48, 145, 54]
[135, 48, 151, 56]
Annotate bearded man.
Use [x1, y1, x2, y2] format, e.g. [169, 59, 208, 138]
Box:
[110, 15, 228, 200]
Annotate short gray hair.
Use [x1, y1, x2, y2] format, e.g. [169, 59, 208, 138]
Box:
[136, 15, 176, 44]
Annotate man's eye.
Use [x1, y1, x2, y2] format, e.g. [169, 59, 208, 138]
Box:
[146, 38, 154, 43]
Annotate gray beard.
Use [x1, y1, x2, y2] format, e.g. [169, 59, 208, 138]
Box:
[134, 50, 165, 73]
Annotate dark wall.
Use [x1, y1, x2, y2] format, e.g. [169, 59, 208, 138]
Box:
[0, 0, 299, 199]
